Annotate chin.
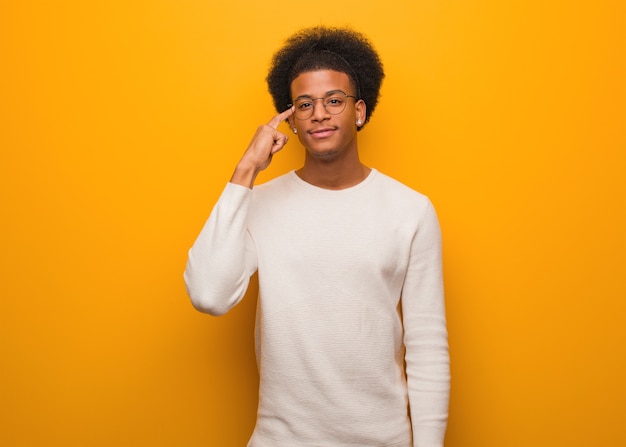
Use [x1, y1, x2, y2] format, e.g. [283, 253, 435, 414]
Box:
[308, 148, 339, 161]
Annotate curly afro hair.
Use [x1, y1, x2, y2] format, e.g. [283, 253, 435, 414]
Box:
[266, 26, 385, 130]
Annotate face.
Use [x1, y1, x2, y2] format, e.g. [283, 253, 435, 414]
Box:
[289, 70, 366, 162]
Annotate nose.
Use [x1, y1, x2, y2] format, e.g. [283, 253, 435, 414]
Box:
[311, 98, 330, 121]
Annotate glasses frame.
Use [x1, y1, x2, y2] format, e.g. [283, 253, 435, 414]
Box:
[287, 90, 359, 120]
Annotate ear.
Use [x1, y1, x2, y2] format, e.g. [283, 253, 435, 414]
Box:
[355, 99, 367, 127]
[287, 115, 296, 132]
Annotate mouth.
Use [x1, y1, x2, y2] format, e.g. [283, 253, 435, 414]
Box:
[308, 127, 337, 139]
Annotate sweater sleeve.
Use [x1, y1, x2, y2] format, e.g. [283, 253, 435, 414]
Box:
[401, 200, 450, 447]
[184, 182, 258, 316]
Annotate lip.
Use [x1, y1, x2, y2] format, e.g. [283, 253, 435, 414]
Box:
[308, 127, 337, 139]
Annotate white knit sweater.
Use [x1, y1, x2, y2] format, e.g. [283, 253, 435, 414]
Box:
[185, 169, 450, 447]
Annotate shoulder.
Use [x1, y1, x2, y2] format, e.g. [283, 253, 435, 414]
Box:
[371, 172, 442, 240]
[252, 172, 294, 198]
[371, 170, 433, 211]
[248, 172, 303, 215]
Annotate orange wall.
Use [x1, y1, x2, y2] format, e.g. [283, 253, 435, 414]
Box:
[1, 1, 624, 446]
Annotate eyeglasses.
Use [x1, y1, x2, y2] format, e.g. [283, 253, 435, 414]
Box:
[288, 90, 358, 120]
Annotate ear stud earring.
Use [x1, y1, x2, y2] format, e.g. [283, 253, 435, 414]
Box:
[357, 120, 362, 126]
[293, 128, 297, 134]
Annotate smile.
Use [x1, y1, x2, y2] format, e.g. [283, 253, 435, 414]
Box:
[309, 127, 336, 139]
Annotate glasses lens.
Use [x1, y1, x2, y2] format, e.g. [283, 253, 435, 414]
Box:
[324, 94, 348, 115]
[293, 92, 349, 119]
[294, 98, 315, 120]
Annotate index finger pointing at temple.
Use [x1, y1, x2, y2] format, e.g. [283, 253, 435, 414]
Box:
[267, 106, 295, 129]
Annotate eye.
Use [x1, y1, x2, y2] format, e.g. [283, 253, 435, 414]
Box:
[326, 96, 345, 107]
[296, 101, 313, 110]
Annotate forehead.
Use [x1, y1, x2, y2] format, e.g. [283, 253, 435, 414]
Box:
[290, 70, 353, 98]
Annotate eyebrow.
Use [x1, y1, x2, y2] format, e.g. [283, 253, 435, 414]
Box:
[293, 90, 348, 101]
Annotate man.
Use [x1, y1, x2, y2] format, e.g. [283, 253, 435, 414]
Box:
[185, 26, 450, 447]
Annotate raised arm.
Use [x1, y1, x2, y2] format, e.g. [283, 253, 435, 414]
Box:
[184, 108, 294, 315]
[230, 107, 294, 188]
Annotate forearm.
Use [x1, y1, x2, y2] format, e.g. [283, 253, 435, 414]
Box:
[404, 313, 450, 447]
[230, 160, 260, 189]
[229, 110, 293, 189]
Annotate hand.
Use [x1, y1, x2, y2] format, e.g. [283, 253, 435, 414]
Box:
[230, 107, 295, 188]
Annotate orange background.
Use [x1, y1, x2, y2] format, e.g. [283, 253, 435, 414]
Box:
[1, 1, 624, 446]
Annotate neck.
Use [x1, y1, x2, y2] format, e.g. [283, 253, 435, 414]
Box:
[296, 154, 371, 190]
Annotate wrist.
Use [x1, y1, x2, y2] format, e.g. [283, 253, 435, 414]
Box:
[230, 161, 259, 189]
